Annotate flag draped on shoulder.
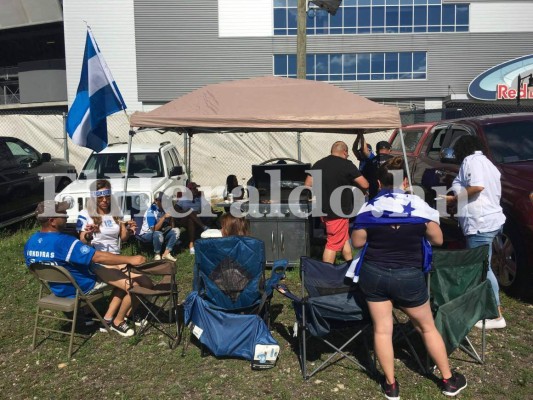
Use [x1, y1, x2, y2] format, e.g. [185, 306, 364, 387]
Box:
[346, 189, 440, 282]
[66, 29, 126, 152]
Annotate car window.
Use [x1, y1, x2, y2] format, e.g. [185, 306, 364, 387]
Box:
[426, 127, 448, 160]
[6, 139, 39, 167]
[130, 154, 163, 177]
[163, 151, 175, 177]
[81, 152, 163, 178]
[390, 128, 425, 153]
[448, 128, 471, 150]
[484, 120, 533, 163]
[170, 148, 182, 166]
[0, 142, 17, 170]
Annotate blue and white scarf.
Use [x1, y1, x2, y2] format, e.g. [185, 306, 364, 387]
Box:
[346, 189, 440, 282]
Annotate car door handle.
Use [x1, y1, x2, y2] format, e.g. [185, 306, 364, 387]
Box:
[280, 231, 284, 253]
[271, 231, 276, 252]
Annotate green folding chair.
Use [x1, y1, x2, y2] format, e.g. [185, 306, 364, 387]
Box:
[429, 245, 499, 364]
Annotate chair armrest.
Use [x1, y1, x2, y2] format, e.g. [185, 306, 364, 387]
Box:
[275, 283, 303, 303]
[265, 258, 288, 289]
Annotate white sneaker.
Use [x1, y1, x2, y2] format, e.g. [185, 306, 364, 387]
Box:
[189, 247, 195, 255]
[163, 253, 177, 262]
[474, 317, 506, 329]
[154, 254, 161, 261]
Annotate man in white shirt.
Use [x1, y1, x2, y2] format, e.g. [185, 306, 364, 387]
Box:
[447, 135, 506, 329]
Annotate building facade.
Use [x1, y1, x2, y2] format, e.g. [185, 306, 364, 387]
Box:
[63, 0, 533, 113]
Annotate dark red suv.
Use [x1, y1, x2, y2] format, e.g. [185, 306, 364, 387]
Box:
[388, 113, 533, 296]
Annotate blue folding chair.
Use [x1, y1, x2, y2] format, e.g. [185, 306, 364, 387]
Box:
[184, 236, 287, 368]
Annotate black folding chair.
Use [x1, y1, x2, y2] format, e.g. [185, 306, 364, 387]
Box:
[278, 257, 374, 379]
[128, 260, 182, 349]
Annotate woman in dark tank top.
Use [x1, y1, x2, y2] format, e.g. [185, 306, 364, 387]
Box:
[350, 156, 467, 399]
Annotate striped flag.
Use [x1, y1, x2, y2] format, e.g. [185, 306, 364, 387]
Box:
[66, 29, 126, 152]
[347, 189, 440, 282]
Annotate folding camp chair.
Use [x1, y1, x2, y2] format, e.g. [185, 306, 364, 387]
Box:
[184, 236, 287, 367]
[29, 263, 111, 359]
[429, 245, 499, 365]
[192, 236, 287, 324]
[277, 257, 374, 380]
[127, 260, 182, 349]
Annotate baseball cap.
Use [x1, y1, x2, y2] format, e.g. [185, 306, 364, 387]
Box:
[187, 181, 200, 190]
[376, 141, 391, 151]
[35, 200, 69, 222]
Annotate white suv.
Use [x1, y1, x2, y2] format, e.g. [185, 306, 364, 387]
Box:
[56, 141, 187, 230]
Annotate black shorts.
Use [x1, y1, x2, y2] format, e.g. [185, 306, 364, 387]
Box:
[358, 262, 428, 308]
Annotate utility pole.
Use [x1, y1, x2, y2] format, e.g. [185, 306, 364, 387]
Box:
[297, 0, 307, 80]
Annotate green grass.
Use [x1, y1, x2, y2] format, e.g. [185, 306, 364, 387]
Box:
[1, 223, 532, 399]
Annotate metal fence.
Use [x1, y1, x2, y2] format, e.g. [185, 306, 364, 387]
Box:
[2, 101, 530, 196]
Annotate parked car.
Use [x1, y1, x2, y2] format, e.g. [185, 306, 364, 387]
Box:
[55, 141, 188, 232]
[0, 137, 77, 228]
[388, 113, 533, 296]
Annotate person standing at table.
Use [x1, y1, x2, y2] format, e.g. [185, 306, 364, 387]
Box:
[305, 141, 369, 264]
[445, 135, 506, 329]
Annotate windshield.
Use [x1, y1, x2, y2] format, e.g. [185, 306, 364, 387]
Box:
[390, 128, 425, 153]
[80, 152, 163, 179]
[484, 120, 533, 163]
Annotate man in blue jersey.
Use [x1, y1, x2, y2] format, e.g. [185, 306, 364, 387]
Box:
[24, 200, 146, 337]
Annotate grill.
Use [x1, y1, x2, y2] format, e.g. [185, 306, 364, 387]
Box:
[246, 163, 312, 267]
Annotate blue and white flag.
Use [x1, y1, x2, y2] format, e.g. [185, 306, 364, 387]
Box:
[347, 189, 439, 282]
[66, 29, 126, 152]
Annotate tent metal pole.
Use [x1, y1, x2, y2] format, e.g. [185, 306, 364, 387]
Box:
[187, 131, 192, 181]
[183, 132, 188, 180]
[117, 129, 135, 249]
[297, 132, 302, 161]
[398, 128, 413, 190]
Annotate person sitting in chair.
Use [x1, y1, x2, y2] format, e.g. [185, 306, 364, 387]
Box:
[139, 192, 180, 262]
[24, 200, 147, 337]
[201, 213, 250, 238]
[77, 179, 153, 330]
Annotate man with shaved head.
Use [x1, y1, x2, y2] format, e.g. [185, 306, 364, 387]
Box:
[305, 141, 369, 263]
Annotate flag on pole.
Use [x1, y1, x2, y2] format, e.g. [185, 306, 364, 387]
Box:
[66, 28, 126, 152]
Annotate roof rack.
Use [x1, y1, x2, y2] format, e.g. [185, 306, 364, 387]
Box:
[159, 141, 171, 147]
[108, 142, 128, 146]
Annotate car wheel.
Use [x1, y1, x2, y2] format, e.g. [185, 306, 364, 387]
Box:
[491, 222, 528, 297]
[56, 178, 72, 192]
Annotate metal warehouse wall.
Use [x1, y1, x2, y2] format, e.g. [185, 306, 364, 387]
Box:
[134, 0, 533, 103]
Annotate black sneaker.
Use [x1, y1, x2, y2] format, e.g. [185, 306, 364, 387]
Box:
[381, 378, 400, 400]
[110, 320, 134, 337]
[442, 372, 467, 397]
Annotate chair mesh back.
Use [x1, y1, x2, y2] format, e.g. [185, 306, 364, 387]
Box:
[193, 236, 266, 310]
[301, 257, 356, 297]
[431, 246, 488, 306]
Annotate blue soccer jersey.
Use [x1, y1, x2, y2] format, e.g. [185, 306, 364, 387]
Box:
[24, 232, 97, 298]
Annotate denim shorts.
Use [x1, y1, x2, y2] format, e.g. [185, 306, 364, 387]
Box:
[358, 262, 428, 308]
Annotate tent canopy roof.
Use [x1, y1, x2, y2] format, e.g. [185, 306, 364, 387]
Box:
[130, 76, 400, 134]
